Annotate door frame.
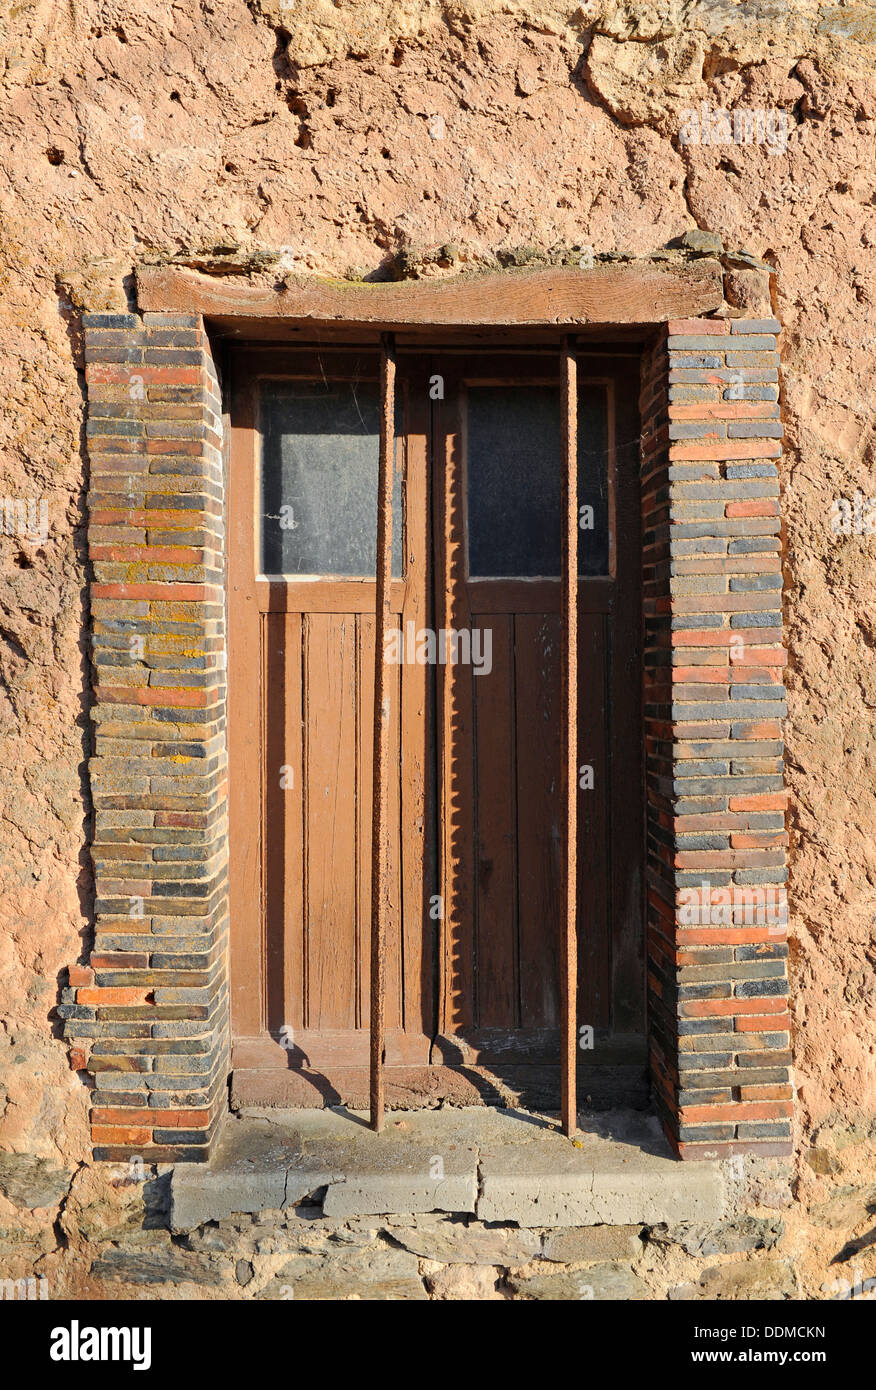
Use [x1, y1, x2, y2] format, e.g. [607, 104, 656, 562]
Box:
[225, 339, 648, 1109]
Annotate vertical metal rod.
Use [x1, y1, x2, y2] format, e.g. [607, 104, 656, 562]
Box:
[370, 334, 396, 1133]
[560, 338, 579, 1138]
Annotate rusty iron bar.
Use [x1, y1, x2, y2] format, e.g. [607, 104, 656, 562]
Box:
[370, 334, 397, 1133]
[560, 338, 579, 1138]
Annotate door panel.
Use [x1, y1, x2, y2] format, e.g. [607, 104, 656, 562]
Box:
[432, 359, 625, 1066]
[229, 352, 432, 1069]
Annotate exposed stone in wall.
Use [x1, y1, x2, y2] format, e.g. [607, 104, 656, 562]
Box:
[0, 0, 874, 1294]
[1, 1131, 874, 1299]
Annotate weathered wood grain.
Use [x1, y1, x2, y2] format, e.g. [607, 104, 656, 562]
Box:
[138, 260, 723, 327]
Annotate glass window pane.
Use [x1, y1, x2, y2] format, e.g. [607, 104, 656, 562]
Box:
[466, 383, 609, 577]
[260, 380, 403, 577]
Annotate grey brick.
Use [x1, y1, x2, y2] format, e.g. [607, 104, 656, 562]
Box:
[729, 577, 782, 592]
[673, 777, 784, 797]
[730, 611, 782, 627]
[669, 423, 728, 440]
[673, 704, 786, 722]
[728, 538, 780, 553]
[734, 868, 788, 884]
[724, 385, 778, 401]
[727, 422, 784, 439]
[731, 684, 786, 700]
[724, 464, 779, 480]
[668, 336, 732, 349]
[736, 1122, 791, 1139]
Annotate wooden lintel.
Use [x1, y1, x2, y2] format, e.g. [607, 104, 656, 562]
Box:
[136, 260, 724, 329]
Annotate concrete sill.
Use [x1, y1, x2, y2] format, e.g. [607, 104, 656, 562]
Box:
[169, 1107, 724, 1233]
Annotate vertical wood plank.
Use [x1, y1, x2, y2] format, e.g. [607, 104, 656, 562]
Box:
[560, 341, 578, 1137]
[473, 613, 517, 1028]
[370, 336, 396, 1131]
[576, 613, 609, 1029]
[401, 373, 433, 1045]
[263, 611, 304, 1037]
[515, 611, 561, 1029]
[305, 613, 357, 1028]
[357, 611, 375, 1031]
[436, 375, 476, 1039]
[227, 374, 263, 1036]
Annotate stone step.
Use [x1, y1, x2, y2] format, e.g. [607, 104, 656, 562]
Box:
[169, 1106, 724, 1232]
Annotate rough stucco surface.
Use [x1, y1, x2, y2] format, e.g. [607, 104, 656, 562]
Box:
[0, 0, 874, 1298]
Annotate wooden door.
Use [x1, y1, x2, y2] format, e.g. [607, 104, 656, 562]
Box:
[431, 355, 645, 1081]
[228, 345, 645, 1106]
[228, 350, 434, 1081]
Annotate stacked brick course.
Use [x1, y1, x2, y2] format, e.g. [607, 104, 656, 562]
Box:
[641, 316, 792, 1160]
[62, 312, 229, 1162]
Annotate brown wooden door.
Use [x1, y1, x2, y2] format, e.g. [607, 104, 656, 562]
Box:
[430, 355, 643, 1079]
[228, 346, 645, 1103]
[228, 350, 434, 1078]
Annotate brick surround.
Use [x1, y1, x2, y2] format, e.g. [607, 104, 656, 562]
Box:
[65, 307, 790, 1163]
[62, 312, 229, 1162]
[640, 317, 791, 1159]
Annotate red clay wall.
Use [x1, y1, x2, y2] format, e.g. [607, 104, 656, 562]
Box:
[0, 0, 873, 1297]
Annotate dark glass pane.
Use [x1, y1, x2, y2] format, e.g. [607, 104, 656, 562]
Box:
[466, 383, 609, 577]
[260, 380, 403, 577]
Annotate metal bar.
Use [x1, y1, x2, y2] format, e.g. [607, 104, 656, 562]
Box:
[370, 334, 396, 1133]
[560, 338, 579, 1138]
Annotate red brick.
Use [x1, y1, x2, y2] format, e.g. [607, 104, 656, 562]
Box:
[729, 646, 786, 666]
[86, 365, 202, 386]
[738, 1084, 793, 1101]
[90, 545, 205, 563]
[69, 1047, 88, 1071]
[99, 687, 208, 707]
[90, 953, 150, 969]
[731, 666, 784, 685]
[736, 1012, 791, 1032]
[725, 500, 779, 517]
[672, 630, 734, 647]
[667, 319, 729, 335]
[68, 964, 95, 987]
[149, 1109, 211, 1128]
[729, 792, 790, 811]
[92, 1125, 153, 1145]
[669, 402, 780, 420]
[729, 720, 783, 739]
[92, 582, 212, 601]
[92, 1107, 152, 1125]
[673, 666, 729, 683]
[145, 438, 203, 456]
[675, 850, 785, 869]
[77, 987, 153, 1005]
[676, 928, 787, 945]
[681, 997, 787, 1018]
[670, 441, 781, 461]
[680, 1101, 792, 1123]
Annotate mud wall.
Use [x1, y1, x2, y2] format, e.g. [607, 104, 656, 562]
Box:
[0, 0, 874, 1297]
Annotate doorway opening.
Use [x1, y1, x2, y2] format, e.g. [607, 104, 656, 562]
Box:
[227, 342, 647, 1112]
